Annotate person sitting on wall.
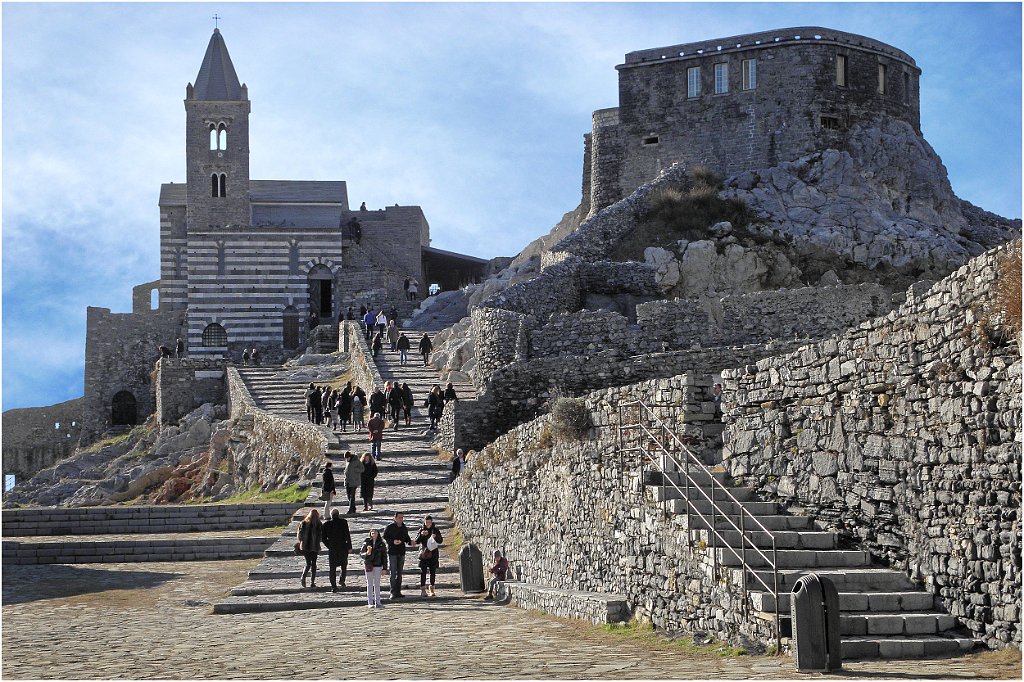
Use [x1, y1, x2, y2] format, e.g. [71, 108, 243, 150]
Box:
[449, 448, 466, 482]
[359, 201, 367, 212]
[158, 344, 173, 359]
[484, 549, 510, 601]
[371, 331, 384, 358]
[443, 382, 459, 404]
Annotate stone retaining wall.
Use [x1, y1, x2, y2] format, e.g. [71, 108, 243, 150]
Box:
[501, 582, 630, 625]
[721, 242, 1022, 649]
[341, 321, 383, 393]
[226, 367, 329, 489]
[449, 373, 775, 643]
[1, 503, 297, 536]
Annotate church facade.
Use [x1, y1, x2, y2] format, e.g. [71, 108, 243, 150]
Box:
[78, 29, 485, 442]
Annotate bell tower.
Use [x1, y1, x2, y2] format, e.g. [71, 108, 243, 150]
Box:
[184, 28, 251, 231]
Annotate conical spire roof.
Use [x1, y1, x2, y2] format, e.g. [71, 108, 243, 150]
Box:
[192, 28, 243, 100]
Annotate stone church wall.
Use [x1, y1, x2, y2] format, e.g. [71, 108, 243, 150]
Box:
[2, 398, 84, 484]
[720, 242, 1022, 648]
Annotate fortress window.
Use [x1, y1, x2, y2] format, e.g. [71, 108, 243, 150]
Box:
[687, 67, 701, 98]
[211, 174, 218, 197]
[714, 63, 729, 94]
[643, 136, 660, 145]
[878, 63, 887, 94]
[742, 59, 757, 90]
[836, 54, 848, 87]
[202, 323, 228, 347]
[820, 116, 841, 130]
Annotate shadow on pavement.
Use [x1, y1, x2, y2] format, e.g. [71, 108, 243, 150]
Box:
[1, 564, 181, 605]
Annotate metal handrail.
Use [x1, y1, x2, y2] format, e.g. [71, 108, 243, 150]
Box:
[617, 399, 781, 653]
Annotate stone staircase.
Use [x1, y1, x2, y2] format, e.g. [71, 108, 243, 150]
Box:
[647, 467, 976, 659]
[215, 331, 477, 614]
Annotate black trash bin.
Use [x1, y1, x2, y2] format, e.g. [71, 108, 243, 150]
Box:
[459, 543, 485, 593]
[791, 573, 842, 671]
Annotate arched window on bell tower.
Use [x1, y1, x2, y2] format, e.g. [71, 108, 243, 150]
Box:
[211, 174, 218, 197]
[218, 124, 227, 150]
[209, 125, 217, 150]
[219, 173, 227, 197]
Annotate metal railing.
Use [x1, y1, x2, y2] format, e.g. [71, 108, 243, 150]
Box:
[617, 399, 782, 652]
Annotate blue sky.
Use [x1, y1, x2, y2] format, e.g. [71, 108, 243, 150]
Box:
[2, 2, 1021, 411]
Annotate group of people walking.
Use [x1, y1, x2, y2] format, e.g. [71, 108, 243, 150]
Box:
[296, 506, 445, 608]
[305, 382, 369, 430]
[320, 454, 378, 517]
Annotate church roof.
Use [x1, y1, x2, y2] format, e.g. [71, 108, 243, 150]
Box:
[193, 28, 243, 101]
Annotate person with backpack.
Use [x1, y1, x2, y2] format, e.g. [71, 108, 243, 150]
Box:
[321, 508, 352, 593]
[401, 382, 414, 427]
[396, 332, 411, 365]
[367, 413, 385, 461]
[321, 461, 337, 519]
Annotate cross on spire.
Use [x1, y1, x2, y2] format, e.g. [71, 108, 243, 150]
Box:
[212, 13, 221, 29]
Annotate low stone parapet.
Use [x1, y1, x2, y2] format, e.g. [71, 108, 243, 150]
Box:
[501, 581, 630, 625]
[2, 536, 277, 564]
[1, 503, 297, 536]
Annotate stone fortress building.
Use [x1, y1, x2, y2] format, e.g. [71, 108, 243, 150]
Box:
[583, 27, 921, 216]
[38, 28, 486, 450]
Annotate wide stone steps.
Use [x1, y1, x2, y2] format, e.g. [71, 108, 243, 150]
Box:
[840, 635, 975, 660]
[230, 574, 462, 597]
[716, 547, 870, 569]
[2, 536, 278, 564]
[739, 568, 917, 592]
[213, 588, 462, 614]
[685, 512, 814, 531]
[710, 529, 838, 550]
[749, 590, 936, 613]
[246, 556, 461, 580]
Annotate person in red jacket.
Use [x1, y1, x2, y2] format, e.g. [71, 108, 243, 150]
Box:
[484, 549, 509, 600]
[367, 412, 385, 461]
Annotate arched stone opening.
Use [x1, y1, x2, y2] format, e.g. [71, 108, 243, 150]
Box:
[307, 264, 334, 321]
[111, 391, 138, 426]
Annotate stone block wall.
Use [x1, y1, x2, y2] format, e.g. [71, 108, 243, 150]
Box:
[156, 358, 227, 429]
[2, 398, 84, 484]
[721, 242, 1022, 648]
[82, 306, 185, 444]
[450, 372, 776, 643]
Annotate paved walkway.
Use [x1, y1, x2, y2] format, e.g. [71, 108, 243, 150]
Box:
[217, 335, 477, 612]
[3, 559, 1020, 679]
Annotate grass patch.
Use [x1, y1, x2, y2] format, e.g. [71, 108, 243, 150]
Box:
[80, 424, 148, 453]
[614, 166, 757, 261]
[213, 483, 309, 505]
[597, 619, 749, 656]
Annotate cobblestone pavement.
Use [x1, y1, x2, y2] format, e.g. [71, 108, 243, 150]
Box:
[3, 560, 1020, 679]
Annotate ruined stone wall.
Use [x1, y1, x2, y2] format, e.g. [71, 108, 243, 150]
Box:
[636, 283, 893, 348]
[588, 27, 921, 214]
[2, 398, 85, 483]
[450, 373, 775, 644]
[721, 243, 1022, 648]
[156, 359, 226, 428]
[82, 307, 185, 444]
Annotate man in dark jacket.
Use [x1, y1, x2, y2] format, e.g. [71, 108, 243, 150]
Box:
[321, 509, 352, 592]
[367, 413, 385, 461]
[369, 388, 387, 417]
[396, 333, 411, 366]
[383, 512, 413, 599]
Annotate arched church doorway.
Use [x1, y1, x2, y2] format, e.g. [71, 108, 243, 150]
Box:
[283, 305, 300, 349]
[307, 265, 334, 320]
[111, 391, 137, 426]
